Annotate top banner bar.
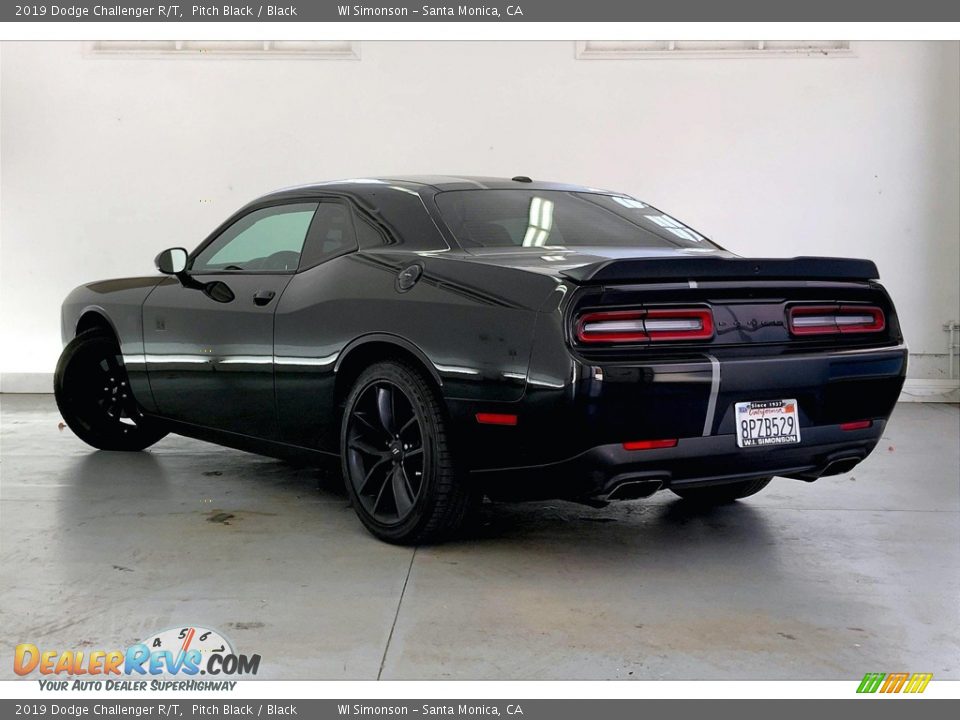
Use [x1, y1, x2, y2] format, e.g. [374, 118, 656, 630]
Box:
[4, 0, 960, 23]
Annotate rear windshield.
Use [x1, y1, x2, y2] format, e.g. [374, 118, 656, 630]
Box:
[434, 190, 716, 250]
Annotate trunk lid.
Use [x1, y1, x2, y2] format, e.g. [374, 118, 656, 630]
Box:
[560, 253, 899, 356]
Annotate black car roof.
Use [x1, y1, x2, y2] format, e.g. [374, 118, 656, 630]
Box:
[257, 175, 620, 201]
[244, 177, 629, 253]
[376, 175, 618, 193]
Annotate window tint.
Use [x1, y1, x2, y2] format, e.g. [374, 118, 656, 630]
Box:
[298, 201, 359, 270]
[355, 215, 389, 249]
[192, 203, 318, 272]
[434, 190, 716, 250]
[357, 189, 447, 250]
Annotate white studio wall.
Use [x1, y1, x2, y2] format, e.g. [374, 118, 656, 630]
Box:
[1, 41, 958, 395]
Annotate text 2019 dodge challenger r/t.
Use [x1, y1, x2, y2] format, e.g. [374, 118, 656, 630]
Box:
[55, 176, 907, 543]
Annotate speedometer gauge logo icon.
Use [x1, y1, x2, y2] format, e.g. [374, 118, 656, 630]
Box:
[141, 626, 234, 675]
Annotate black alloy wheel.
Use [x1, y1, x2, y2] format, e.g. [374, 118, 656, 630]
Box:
[341, 361, 471, 544]
[346, 379, 426, 524]
[54, 329, 168, 451]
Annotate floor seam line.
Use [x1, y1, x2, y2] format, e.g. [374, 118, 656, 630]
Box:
[745, 506, 958, 513]
[377, 546, 416, 681]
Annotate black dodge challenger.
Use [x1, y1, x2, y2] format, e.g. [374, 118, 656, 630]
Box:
[56, 176, 907, 543]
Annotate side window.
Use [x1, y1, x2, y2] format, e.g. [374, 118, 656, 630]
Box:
[298, 200, 359, 270]
[192, 203, 318, 273]
[355, 214, 391, 249]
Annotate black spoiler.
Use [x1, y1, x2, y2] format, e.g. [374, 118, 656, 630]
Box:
[560, 256, 880, 284]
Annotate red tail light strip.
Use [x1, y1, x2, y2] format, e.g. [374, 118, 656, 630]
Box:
[623, 438, 678, 451]
[577, 308, 714, 344]
[840, 420, 873, 431]
[788, 305, 885, 336]
[475, 413, 518, 426]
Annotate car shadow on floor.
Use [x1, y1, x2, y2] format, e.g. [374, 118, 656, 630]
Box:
[459, 495, 780, 558]
[59, 449, 780, 567]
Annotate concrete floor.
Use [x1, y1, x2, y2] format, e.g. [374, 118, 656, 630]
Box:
[1, 394, 957, 680]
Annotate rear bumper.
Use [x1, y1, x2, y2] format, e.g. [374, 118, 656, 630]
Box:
[476, 420, 885, 501]
[449, 343, 906, 499]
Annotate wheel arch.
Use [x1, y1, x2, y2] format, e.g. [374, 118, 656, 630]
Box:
[334, 334, 443, 410]
[75, 307, 120, 340]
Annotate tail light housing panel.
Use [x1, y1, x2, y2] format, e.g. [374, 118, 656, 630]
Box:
[575, 307, 714, 345]
[788, 304, 885, 336]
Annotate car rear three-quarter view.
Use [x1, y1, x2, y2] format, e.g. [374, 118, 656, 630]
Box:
[54, 176, 907, 544]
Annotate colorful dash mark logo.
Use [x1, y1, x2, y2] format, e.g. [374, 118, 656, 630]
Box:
[857, 672, 933, 694]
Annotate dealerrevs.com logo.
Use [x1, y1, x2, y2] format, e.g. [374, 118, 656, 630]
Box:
[15, 626, 261, 686]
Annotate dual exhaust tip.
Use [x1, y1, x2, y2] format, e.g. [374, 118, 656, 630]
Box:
[605, 478, 664, 501]
[604, 452, 866, 501]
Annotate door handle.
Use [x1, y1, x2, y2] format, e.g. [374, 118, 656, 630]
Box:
[253, 290, 276, 306]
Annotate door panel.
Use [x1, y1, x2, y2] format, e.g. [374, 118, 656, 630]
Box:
[143, 275, 291, 438]
[273, 200, 361, 449]
[143, 201, 321, 438]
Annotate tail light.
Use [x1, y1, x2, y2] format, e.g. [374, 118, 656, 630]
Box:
[788, 305, 885, 336]
[576, 308, 714, 344]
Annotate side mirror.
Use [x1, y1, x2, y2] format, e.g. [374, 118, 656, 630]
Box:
[155, 247, 188, 275]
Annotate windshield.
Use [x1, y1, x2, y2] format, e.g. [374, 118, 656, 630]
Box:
[434, 190, 717, 250]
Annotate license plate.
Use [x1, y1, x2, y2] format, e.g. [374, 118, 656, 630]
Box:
[735, 399, 801, 448]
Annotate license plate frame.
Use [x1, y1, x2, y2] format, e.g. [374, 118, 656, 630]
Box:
[735, 399, 801, 448]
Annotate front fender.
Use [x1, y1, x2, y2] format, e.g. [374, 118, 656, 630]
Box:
[60, 276, 164, 412]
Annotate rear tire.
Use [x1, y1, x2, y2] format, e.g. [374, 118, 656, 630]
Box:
[671, 477, 772, 504]
[340, 360, 470, 545]
[54, 329, 168, 451]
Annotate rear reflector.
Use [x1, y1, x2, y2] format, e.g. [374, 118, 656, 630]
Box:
[788, 305, 885, 336]
[840, 420, 873, 431]
[577, 308, 714, 344]
[623, 438, 678, 451]
[476, 413, 518, 426]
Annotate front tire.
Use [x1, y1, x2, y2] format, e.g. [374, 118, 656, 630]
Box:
[341, 361, 469, 544]
[671, 477, 772, 504]
[54, 329, 167, 451]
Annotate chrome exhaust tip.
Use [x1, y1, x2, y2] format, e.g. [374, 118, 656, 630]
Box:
[606, 479, 663, 501]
